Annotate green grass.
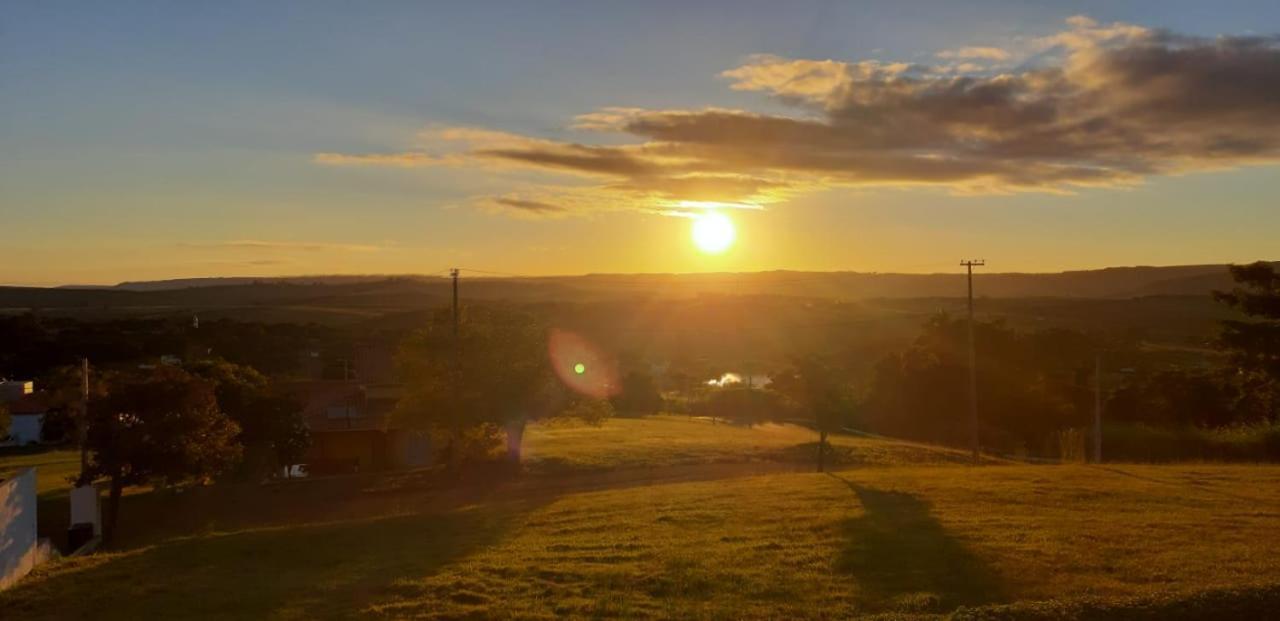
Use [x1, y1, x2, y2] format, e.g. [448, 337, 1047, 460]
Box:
[0, 448, 81, 499]
[4, 419, 1280, 619]
[523, 415, 987, 472]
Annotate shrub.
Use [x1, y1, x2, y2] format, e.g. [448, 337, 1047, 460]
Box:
[1101, 421, 1280, 462]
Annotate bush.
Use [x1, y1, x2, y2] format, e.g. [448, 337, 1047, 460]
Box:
[1102, 421, 1280, 462]
[611, 370, 664, 417]
[560, 398, 614, 426]
[692, 387, 791, 426]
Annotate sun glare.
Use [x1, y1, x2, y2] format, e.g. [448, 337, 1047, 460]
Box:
[691, 212, 735, 254]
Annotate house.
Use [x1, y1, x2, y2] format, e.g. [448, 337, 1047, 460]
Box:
[0, 381, 33, 402]
[287, 380, 430, 475]
[0, 381, 45, 446]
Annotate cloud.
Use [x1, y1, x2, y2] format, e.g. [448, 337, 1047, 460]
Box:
[493, 197, 568, 214]
[313, 152, 452, 168]
[936, 46, 1012, 61]
[180, 240, 387, 253]
[317, 17, 1280, 215]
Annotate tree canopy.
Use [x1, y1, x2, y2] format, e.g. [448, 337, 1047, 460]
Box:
[81, 367, 242, 541]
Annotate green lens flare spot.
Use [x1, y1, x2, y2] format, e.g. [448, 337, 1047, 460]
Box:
[573, 363, 586, 375]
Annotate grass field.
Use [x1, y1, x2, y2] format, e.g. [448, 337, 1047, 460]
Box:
[0, 448, 81, 498]
[3, 418, 1280, 619]
[522, 416, 990, 472]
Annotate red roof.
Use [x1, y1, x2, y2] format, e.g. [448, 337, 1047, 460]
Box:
[281, 380, 400, 433]
[8, 394, 47, 415]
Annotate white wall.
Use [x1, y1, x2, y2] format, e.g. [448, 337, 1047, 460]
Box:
[6, 414, 43, 445]
[0, 468, 52, 590]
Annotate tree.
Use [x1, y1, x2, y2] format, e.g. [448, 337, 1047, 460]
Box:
[611, 369, 664, 417]
[781, 356, 854, 472]
[862, 315, 1097, 454]
[187, 359, 309, 478]
[396, 307, 558, 468]
[693, 386, 789, 426]
[560, 398, 615, 426]
[1216, 262, 1280, 388]
[0, 402, 9, 442]
[80, 367, 242, 543]
[1106, 369, 1238, 427]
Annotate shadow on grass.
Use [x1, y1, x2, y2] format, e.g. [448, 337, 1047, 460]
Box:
[830, 474, 1005, 612]
[2, 497, 542, 621]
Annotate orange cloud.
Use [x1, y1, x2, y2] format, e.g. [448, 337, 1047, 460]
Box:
[316, 17, 1280, 216]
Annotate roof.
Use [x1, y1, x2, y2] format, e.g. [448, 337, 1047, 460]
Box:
[281, 380, 402, 433]
[8, 394, 48, 415]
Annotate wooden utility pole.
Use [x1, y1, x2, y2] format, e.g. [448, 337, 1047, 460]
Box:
[79, 357, 89, 476]
[961, 260, 985, 463]
[450, 268, 460, 338]
[1094, 354, 1103, 463]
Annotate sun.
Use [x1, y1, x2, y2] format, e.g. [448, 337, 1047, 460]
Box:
[691, 212, 735, 254]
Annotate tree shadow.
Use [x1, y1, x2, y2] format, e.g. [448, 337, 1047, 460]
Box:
[2, 496, 543, 620]
[830, 474, 1006, 612]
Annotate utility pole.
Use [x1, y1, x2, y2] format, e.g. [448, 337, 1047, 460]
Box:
[961, 259, 985, 463]
[79, 357, 89, 476]
[1094, 354, 1103, 463]
[450, 268, 460, 338]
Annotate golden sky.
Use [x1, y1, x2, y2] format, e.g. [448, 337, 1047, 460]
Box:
[3, 5, 1279, 285]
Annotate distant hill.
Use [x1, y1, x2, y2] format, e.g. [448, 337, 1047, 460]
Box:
[5, 262, 1268, 325]
[20, 259, 1269, 303]
[106, 275, 433, 291]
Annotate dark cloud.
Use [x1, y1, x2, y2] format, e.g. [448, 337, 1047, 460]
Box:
[493, 197, 569, 214]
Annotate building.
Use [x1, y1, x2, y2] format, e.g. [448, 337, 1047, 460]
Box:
[0, 381, 45, 446]
[288, 380, 430, 475]
[0, 381, 33, 402]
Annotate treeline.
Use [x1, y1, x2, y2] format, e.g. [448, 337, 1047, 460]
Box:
[686, 262, 1280, 462]
[0, 315, 342, 379]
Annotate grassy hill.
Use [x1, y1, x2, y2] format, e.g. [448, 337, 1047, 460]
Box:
[5, 418, 1280, 619]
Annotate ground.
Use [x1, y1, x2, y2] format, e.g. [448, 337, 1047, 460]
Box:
[3, 418, 1279, 619]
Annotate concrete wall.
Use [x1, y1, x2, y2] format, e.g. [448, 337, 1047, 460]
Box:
[1, 468, 52, 590]
[6, 414, 44, 445]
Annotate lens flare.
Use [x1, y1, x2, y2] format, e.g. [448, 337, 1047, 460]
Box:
[549, 329, 619, 398]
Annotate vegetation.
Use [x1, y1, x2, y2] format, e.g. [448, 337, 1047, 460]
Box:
[0, 448, 80, 498]
[80, 367, 242, 541]
[395, 307, 560, 466]
[4, 450, 1280, 619]
[611, 368, 665, 417]
[186, 359, 309, 477]
[1099, 421, 1280, 462]
[862, 316, 1099, 455]
[5, 264, 1280, 617]
[521, 416, 982, 473]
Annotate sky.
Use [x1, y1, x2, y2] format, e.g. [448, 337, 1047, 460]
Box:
[3, 1, 1279, 285]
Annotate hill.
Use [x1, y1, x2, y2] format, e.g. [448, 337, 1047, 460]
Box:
[35, 262, 1274, 302]
[3, 415, 1279, 619]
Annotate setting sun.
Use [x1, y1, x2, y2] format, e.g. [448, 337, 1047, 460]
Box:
[691, 212, 736, 254]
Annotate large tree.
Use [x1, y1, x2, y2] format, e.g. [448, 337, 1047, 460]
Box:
[775, 356, 854, 472]
[1216, 262, 1280, 383]
[187, 359, 309, 478]
[80, 367, 242, 543]
[395, 307, 559, 467]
